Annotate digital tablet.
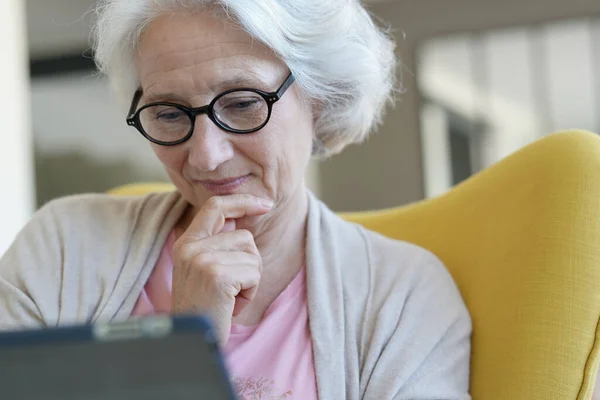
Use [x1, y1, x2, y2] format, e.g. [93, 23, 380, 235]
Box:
[0, 315, 236, 400]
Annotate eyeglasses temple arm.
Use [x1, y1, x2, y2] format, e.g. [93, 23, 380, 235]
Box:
[127, 89, 144, 120]
[275, 73, 295, 99]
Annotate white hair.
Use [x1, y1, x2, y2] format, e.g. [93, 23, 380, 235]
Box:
[92, 0, 398, 157]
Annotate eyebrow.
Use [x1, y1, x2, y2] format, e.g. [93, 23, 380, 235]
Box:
[215, 76, 267, 91]
[142, 75, 270, 105]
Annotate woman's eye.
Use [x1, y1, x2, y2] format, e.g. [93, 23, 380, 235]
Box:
[226, 99, 261, 110]
[156, 110, 185, 121]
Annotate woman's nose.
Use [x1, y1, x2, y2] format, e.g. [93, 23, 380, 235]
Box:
[186, 118, 235, 172]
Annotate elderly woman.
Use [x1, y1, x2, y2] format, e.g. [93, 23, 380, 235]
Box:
[0, 0, 471, 398]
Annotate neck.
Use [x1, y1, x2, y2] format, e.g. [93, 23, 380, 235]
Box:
[253, 188, 308, 275]
[236, 186, 309, 321]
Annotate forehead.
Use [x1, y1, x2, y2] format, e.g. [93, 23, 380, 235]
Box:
[135, 12, 283, 99]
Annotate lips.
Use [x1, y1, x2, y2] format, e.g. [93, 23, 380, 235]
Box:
[197, 174, 251, 195]
[201, 176, 247, 186]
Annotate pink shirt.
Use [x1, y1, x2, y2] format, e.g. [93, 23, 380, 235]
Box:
[131, 231, 318, 400]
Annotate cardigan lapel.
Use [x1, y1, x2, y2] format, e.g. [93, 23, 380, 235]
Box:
[305, 192, 367, 400]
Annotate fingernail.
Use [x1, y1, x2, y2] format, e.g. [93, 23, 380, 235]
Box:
[261, 199, 274, 208]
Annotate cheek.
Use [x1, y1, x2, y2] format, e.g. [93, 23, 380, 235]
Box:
[282, 106, 315, 164]
[271, 96, 314, 151]
[263, 106, 314, 181]
[239, 133, 279, 181]
[151, 144, 186, 171]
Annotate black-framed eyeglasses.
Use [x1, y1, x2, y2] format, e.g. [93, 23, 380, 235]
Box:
[126, 73, 296, 146]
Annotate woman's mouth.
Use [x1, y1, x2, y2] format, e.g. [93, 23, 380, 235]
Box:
[197, 174, 251, 195]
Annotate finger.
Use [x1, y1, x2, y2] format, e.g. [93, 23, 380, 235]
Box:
[184, 195, 273, 239]
[197, 230, 260, 256]
[207, 263, 261, 304]
[174, 229, 260, 262]
[173, 262, 261, 313]
[232, 271, 260, 318]
[204, 262, 260, 319]
[178, 250, 259, 269]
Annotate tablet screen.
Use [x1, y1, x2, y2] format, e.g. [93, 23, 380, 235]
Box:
[0, 326, 235, 400]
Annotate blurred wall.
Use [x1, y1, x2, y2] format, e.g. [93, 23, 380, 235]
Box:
[418, 19, 600, 199]
[0, 0, 34, 255]
[31, 72, 168, 206]
[27, 0, 94, 59]
[319, 0, 600, 211]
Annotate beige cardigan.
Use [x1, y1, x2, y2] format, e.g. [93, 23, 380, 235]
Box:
[0, 191, 471, 399]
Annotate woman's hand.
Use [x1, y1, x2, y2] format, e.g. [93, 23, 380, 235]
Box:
[171, 194, 273, 346]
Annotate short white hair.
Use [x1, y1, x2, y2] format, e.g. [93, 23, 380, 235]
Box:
[92, 0, 398, 157]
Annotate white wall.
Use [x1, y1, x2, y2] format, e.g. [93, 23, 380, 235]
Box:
[26, 0, 96, 58]
[417, 19, 600, 195]
[319, 0, 600, 211]
[0, 0, 34, 254]
[419, 20, 600, 141]
[32, 72, 166, 173]
[420, 103, 452, 198]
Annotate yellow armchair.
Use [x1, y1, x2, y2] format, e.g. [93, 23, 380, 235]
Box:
[109, 130, 600, 400]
